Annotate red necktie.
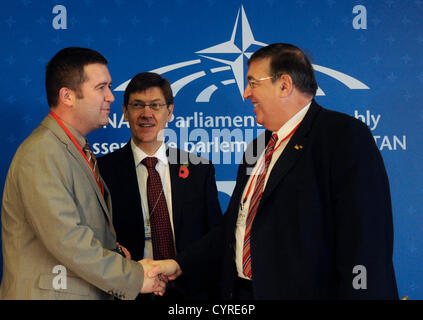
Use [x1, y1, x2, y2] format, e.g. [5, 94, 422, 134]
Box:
[141, 157, 175, 260]
[242, 133, 278, 278]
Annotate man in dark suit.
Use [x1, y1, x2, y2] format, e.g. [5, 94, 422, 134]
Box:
[98, 72, 222, 299]
[151, 43, 399, 299]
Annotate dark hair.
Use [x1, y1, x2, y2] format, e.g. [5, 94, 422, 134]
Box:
[123, 72, 174, 108]
[45, 47, 108, 107]
[248, 43, 318, 96]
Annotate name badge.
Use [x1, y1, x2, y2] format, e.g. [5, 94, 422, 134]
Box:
[144, 223, 151, 241]
[236, 201, 248, 226]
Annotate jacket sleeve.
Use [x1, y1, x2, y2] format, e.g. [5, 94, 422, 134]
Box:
[330, 118, 398, 299]
[204, 163, 223, 228]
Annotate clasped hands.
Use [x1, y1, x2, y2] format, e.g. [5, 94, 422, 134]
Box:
[116, 243, 182, 296]
[138, 258, 182, 296]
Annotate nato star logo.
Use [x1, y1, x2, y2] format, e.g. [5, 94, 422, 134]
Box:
[115, 5, 369, 101]
[195, 5, 266, 97]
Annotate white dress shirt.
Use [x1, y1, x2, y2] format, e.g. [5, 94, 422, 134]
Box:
[130, 140, 175, 259]
[235, 102, 311, 279]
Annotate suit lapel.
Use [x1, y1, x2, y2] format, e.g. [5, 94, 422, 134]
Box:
[260, 101, 322, 206]
[225, 131, 270, 228]
[42, 115, 114, 228]
[66, 142, 112, 218]
[168, 148, 184, 237]
[236, 130, 271, 201]
[119, 142, 145, 223]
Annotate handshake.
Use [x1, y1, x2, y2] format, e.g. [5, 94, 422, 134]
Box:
[138, 258, 183, 296]
[116, 243, 182, 296]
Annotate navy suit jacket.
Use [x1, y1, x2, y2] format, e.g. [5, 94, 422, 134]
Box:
[98, 142, 222, 298]
[176, 101, 399, 300]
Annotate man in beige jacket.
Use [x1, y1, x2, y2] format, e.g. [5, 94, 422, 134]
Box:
[0, 47, 165, 299]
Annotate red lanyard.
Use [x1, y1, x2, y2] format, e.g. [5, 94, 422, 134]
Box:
[49, 111, 104, 196]
[242, 121, 301, 205]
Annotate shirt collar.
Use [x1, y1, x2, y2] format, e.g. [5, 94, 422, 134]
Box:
[131, 139, 169, 167]
[273, 102, 311, 140]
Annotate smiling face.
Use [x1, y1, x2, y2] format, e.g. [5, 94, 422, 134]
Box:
[243, 58, 285, 132]
[73, 63, 114, 135]
[123, 87, 174, 155]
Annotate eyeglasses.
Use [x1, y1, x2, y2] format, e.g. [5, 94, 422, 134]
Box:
[247, 76, 275, 88]
[127, 102, 167, 111]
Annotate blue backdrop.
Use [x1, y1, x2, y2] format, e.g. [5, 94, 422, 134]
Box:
[0, 0, 422, 299]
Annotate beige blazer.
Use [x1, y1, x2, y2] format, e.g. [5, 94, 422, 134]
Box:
[0, 114, 143, 300]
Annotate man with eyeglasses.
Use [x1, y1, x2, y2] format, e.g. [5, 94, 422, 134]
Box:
[98, 72, 222, 300]
[150, 43, 398, 300]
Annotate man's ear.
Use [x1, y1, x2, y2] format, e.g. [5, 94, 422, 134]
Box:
[58, 87, 75, 107]
[279, 74, 294, 98]
[167, 104, 174, 122]
[122, 104, 128, 121]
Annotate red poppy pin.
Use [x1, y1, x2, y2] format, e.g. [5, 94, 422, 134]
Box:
[179, 163, 189, 179]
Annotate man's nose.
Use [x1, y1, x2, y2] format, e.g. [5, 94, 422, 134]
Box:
[243, 84, 252, 100]
[140, 105, 154, 117]
[105, 86, 115, 102]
